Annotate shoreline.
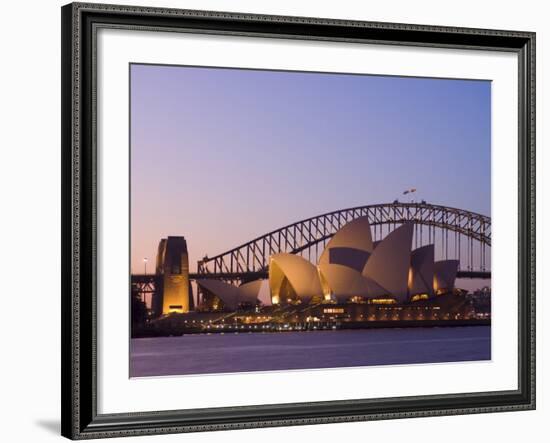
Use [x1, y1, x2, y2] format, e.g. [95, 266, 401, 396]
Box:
[132, 318, 490, 338]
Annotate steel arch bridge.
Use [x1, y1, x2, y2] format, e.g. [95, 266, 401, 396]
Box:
[196, 202, 491, 283]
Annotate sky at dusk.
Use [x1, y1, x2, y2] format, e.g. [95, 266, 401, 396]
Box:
[130, 64, 491, 283]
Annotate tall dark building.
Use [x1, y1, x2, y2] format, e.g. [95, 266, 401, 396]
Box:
[154, 236, 193, 315]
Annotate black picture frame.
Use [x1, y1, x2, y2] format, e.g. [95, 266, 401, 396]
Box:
[61, 2, 536, 439]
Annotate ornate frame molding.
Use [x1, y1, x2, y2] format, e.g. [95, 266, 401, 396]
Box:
[61, 2, 535, 439]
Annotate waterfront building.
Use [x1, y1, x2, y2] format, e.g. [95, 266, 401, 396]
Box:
[269, 217, 459, 306]
[195, 217, 462, 311]
[154, 236, 193, 315]
[196, 279, 262, 311]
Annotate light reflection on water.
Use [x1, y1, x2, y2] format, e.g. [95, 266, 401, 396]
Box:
[130, 326, 491, 377]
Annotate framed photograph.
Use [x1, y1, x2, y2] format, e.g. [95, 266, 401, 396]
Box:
[61, 2, 535, 439]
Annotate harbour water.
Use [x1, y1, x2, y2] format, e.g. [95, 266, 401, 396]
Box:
[130, 326, 490, 377]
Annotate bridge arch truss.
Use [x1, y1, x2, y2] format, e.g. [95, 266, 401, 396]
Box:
[197, 202, 491, 281]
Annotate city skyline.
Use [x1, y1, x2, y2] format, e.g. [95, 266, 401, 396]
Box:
[130, 64, 491, 278]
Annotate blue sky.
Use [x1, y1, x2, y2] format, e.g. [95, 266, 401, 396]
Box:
[130, 64, 491, 275]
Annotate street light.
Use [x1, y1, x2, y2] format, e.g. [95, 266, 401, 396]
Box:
[143, 257, 148, 275]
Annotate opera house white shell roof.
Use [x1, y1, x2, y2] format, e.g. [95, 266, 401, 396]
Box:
[238, 280, 264, 304]
[319, 216, 373, 271]
[318, 263, 371, 301]
[434, 260, 460, 294]
[267, 217, 459, 305]
[362, 223, 414, 302]
[197, 278, 264, 310]
[269, 253, 323, 303]
[196, 279, 240, 310]
[199, 216, 461, 309]
[409, 244, 435, 297]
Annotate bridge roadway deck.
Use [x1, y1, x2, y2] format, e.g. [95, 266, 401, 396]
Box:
[132, 270, 490, 282]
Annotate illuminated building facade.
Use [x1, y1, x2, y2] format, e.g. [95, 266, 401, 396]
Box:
[196, 217, 461, 312]
[155, 236, 193, 314]
[268, 217, 459, 306]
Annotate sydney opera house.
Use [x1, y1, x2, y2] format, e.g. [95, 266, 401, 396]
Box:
[195, 217, 460, 311]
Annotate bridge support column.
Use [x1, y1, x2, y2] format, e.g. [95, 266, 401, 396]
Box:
[157, 236, 193, 314]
